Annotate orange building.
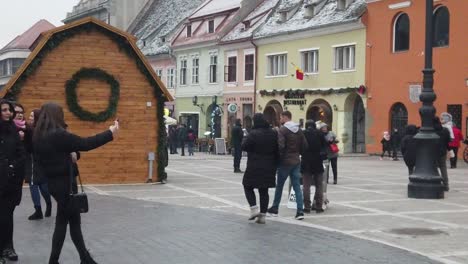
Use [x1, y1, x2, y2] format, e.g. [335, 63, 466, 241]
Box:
[365, 0, 468, 154]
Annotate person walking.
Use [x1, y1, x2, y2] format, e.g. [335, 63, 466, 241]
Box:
[433, 116, 451, 192]
[302, 120, 327, 214]
[319, 123, 339, 185]
[380, 131, 392, 160]
[448, 123, 464, 169]
[33, 102, 119, 264]
[242, 113, 278, 224]
[231, 119, 244, 173]
[168, 125, 178, 154]
[24, 109, 52, 220]
[178, 124, 187, 156]
[267, 111, 308, 220]
[401, 125, 418, 175]
[0, 99, 26, 263]
[187, 128, 196, 156]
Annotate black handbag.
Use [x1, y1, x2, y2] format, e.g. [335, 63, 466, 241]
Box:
[69, 160, 88, 214]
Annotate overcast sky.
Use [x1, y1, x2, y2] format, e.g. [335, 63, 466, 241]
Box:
[0, 0, 80, 48]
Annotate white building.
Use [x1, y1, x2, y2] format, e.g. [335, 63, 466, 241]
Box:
[0, 20, 55, 91]
[63, 0, 148, 31]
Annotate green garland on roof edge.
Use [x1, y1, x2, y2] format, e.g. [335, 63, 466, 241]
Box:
[4, 23, 168, 182]
[259, 87, 359, 97]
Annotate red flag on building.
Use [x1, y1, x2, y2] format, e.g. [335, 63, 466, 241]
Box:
[295, 66, 304, 80]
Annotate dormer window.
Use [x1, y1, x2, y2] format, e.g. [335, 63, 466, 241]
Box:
[161, 36, 166, 43]
[279, 12, 287, 23]
[242, 20, 251, 30]
[208, 20, 215, 33]
[304, 5, 314, 18]
[186, 24, 192, 37]
[142, 40, 146, 47]
[337, 0, 346, 10]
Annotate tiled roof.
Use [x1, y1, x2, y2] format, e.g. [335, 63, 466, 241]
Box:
[0, 19, 55, 52]
[190, 0, 242, 19]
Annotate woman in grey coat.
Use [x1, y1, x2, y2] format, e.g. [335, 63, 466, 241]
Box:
[317, 122, 339, 184]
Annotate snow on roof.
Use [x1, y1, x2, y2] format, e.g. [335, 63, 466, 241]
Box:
[132, 0, 206, 56]
[277, 0, 302, 11]
[190, 0, 242, 19]
[254, 0, 366, 39]
[221, 0, 280, 42]
[0, 19, 55, 52]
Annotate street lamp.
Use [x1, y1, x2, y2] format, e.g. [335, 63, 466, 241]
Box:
[408, 0, 444, 199]
[192, 96, 205, 114]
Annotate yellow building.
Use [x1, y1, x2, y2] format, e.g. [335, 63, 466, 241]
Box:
[253, 0, 368, 153]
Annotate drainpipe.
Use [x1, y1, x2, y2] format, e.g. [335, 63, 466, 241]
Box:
[251, 40, 258, 114]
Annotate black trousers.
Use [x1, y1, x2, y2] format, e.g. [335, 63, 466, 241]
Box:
[180, 140, 185, 156]
[0, 201, 15, 253]
[233, 146, 242, 169]
[49, 197, 88, 264]
[448, 147, 459, 168]
[328, 157, 338, 183]
[243, 186, 269, 213]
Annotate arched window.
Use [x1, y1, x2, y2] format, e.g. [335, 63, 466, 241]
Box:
[393, 13, 410, 52]
[433, 6, 450, 47]
[390, 103, 408, 135]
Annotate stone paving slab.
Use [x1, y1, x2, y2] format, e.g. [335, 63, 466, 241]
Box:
[13, 193, 442, 264]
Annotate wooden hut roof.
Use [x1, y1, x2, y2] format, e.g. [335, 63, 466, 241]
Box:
[0, 17, 173, 101]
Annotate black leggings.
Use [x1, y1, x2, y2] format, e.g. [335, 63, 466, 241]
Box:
[329, 158, 338, 182]
[243, 186, 269, 213]
[49, 198, 88, 264]
[0, 202, 14, 253]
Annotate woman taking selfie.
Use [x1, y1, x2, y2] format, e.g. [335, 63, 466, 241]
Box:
[0, 99, 26, 264]
[33, 102, 119, 264]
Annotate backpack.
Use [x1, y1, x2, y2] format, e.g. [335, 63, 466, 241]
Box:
[187, 133, 195, 141]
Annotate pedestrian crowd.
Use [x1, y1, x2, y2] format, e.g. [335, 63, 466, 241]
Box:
[0, 100, 119, 264]
[238, 111, 339, 224]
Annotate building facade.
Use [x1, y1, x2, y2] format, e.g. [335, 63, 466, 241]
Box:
[129, 0, 206, 116]
[365, 0, 468, 154]
[253, 0, 368, 153]
[220, 0, 279, 139]
[171, 0, 262, 138]
[0, 20, 55, 91]
[63, 0, 148, 31]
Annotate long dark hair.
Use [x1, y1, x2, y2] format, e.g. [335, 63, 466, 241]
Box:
[31, 109, 41, 127]
[33, 102, 67, 142]
[0, 99, 16, 134]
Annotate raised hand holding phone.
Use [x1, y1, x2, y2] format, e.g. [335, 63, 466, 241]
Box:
[109, 119, 120, 134]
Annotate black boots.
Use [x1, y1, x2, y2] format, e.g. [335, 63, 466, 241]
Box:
[234, 168, 243, 173]
[45, 202, 52, 217]
[81, 251, 98, 264]
[2, 248, 18, 261]
[28, 206, 43, 220]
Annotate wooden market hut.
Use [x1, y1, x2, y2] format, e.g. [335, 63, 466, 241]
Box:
[0, 17, 173, 183]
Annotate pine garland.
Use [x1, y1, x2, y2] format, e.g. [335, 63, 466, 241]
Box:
[65, 68, 120, 122]
[259, 87, 360, 97]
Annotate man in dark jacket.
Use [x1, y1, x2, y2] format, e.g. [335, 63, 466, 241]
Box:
[231, 119, 243, 173]
[401, 125, 418, 175]
[391, 128, 401, 161]
[301, 120, 326, 213]
[268, 111, 308, 220]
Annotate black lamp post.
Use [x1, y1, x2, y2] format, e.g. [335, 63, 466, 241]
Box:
[407, 0, 444, 199]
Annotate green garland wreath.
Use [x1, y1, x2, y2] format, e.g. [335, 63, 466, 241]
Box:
[65, 68, 120, 122]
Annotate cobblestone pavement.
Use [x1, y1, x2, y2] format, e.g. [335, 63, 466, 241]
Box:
[12, 154, 468, 263]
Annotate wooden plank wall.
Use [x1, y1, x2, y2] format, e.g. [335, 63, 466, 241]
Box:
[17, 29, 160, 183]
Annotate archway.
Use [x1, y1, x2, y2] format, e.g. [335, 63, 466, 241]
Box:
[390, 102, 408, 133]
[263, 100, 282, 127]
[352, 96, 366, 153]
[306, 99, 333, 130]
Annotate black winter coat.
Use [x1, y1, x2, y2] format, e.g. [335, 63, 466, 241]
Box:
[401, 125, 418, 168]
[34, 129, 113, 202]
[242, 127, 278, 188]
[231, 125, 243, 147]
[0, 120, 26, 207]
[301, 128, 326, 174]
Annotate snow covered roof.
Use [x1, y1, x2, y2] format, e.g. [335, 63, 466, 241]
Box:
[131, 0, 206, 56]
[190, 0, 242, 19]
[254, 0, 366, 39]
[277, 0, 303, 12]
[221, 0, 280, 43]
[0, 20, 55, 53]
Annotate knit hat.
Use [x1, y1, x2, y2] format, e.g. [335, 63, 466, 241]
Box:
[315, 121, 327, 129]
